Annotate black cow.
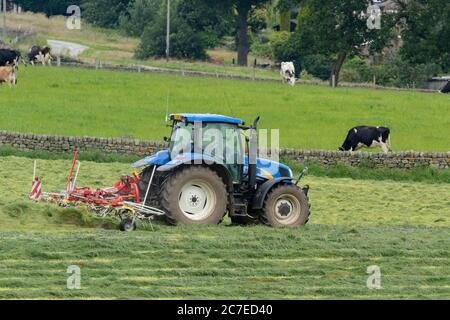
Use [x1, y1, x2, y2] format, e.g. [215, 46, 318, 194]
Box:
[0, 48, 22, 66]
[339, 126, 391, 153]
[28, 46, 52, 65]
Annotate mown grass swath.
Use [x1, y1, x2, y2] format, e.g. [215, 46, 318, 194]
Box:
[0, 226, 449, 299]
[0, 156, 449, 299]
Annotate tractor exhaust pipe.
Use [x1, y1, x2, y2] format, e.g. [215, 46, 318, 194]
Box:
[248, 116, 260, 190]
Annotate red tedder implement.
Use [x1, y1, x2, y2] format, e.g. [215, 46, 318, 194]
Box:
[30, 151, 165, 231]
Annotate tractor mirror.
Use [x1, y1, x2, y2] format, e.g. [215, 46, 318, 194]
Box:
[251, 116, 261, 129]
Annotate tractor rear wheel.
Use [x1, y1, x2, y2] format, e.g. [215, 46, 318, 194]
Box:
[260, 185, 309, 227]
[161, 166, 227, 225]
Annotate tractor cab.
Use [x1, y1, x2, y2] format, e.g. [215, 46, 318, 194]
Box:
[133, 113, 310, 227]
[151, 113, 292, 183]
[166, 113, 245, 182]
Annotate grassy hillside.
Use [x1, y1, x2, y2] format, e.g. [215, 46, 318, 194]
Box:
[0, 156, 449, 299]
[0, 67, 449, 151]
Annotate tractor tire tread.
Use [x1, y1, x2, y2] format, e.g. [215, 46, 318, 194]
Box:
[260, 185, 310, 227]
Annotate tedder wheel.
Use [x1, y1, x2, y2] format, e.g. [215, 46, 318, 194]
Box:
[161, 166, 227, 225]
[119, 218, 137, 232]
[260, 185, 310, 227]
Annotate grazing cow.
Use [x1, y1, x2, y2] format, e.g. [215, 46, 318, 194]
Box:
[28, 46, 52, 66]
[0, 66, 17, 86]
[0, 48, 22, 66]
[440, 81, 450, 94]
[280, 61, 296, 86]
[339, 126, 391, 153]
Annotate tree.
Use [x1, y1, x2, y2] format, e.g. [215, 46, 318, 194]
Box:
[396, 0, 450, 72]
[119, 0, 162, 37]
[277, 0, 303, 32]
[13, 0, 81, 16]
[232, 0, 272, 66]
[295, 0, 395, 86]
[81, 0, 131, 28]
[135, 0, 231, 60]
[204, 0, 270, 66]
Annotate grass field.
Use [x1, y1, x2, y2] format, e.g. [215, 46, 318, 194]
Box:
[0, 156, 449, 299]
[0, 67, 449, 151]
[2, 11, 449, 301]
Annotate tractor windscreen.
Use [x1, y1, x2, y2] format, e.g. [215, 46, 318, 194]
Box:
[169, 121, 244, 161]
[169, 121, 194, 154]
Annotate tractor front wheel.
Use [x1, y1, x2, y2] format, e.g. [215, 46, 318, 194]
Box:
[260, 185, 310, 227]
[161, 166, 227, 225]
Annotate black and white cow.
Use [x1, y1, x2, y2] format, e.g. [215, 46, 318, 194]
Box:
[280, 62, 296, 86]
[0, 48, 22, 67]
[440, 81, 450, 94]
[28, 46, 52, 66]
[339, 126, 391, 153]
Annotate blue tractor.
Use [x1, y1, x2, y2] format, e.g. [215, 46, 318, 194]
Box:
[133, 114, 310, 227]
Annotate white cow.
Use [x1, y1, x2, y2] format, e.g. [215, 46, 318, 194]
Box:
[280, 61, 296, 86]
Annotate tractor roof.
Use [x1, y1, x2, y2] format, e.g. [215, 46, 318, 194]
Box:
[170, 113, 244, 125]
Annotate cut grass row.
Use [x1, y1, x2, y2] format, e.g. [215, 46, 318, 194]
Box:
[1, 156, 449, 230]
[0, 225, 449, 299]
[0, 156, 449, 299]
[1, 67, 449, 151]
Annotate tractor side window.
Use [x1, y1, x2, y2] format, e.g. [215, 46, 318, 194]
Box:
[200, 123, 243, 165]
[170, 122, 193, 156]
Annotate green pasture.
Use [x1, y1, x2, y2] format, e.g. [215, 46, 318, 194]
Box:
[0, 156, 449, 299]
[0, 67, 449, 151]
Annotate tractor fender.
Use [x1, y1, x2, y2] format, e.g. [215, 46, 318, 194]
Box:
[252, 177, 293, 210]
[132, 150, 171, 168]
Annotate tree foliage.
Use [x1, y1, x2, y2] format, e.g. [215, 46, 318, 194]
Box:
[119, 0, 162, 37]
[13, 0, 81, 16]
[134, 0, 232, 60]
[81, 0, 132, 28]
[396, 0, 450, 72]
[286, 0, 395, 85]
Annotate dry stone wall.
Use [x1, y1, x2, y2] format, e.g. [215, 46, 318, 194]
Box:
[1, 131, 449, 169]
